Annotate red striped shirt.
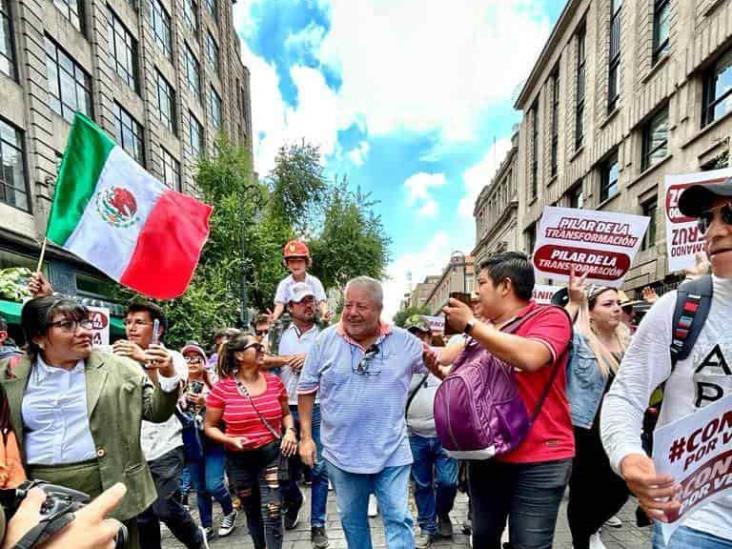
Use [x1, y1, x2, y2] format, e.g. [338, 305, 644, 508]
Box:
[206, 373, 286, 449]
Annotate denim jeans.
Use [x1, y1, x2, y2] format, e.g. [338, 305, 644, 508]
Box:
[326, 460, 413, 549]
[137, 447, 205, 549]
[468, 458, 572, 549]
[281, 405, 328, 528]
[187, 440, 234, 528]
[226, 441, 283, 549]
[653, 524, 732, 549]
[408, 435, 458, 535]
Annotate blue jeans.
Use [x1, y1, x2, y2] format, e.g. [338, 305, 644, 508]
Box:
[409, 435, 458, 535]
[326, 460, 413, 549]
[653, 524, 732, 549]
[282, 405, 328, 528]
[187, 440, 234, 528]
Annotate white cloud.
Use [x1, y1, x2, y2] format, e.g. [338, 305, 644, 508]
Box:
[458, 137, 512, 218]
[403, 172, 446, 217]
[348, 140, 370, 166]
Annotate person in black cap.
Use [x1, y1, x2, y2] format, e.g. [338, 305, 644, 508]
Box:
[601, 179, 732, 549]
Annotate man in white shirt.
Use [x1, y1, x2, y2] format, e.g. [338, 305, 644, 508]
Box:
[601, 181, 732, 548]
[113, 301, 207, 549]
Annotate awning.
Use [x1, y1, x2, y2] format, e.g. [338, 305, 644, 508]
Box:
[110, 317, 126, 337]
[0, 300, 22, 324]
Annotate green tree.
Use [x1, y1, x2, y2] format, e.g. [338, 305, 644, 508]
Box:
[393, 305, 431, 328]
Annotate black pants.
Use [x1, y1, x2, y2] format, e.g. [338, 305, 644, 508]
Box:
[137, 447, 204, 549]
[226, 441, 283, 549]
[468, 458, 572, 549]
[567, 426, 629, 549]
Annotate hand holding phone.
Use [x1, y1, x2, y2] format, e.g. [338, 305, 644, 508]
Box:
[151, 319, 160, 345]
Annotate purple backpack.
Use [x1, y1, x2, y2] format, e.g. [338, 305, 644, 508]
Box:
[434, 307, 561, 460]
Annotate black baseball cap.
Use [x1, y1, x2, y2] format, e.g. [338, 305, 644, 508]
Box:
[678, 179, 732, 217]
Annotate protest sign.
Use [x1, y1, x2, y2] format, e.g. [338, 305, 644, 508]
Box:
[88, 306, 110, 347]
[532, 284, 560, 304]
[664, 168, 732, 272]
[532, 206, 649, 287]
[424, 315, 445, 335]
[653, 393, 732, 542]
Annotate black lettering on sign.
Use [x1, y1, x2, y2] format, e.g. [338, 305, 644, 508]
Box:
[696, 382, 725, 407]
[696, 345, 732, 376]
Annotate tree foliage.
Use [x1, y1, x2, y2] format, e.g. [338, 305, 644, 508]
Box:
[392, 305, 431, 328]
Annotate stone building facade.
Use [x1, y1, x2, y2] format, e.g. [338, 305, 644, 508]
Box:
[472, 131, 520, 266]
[511, 0, 732, 295]
[423, 253, 475, 315]
[408, 274, 439, 310]
[0, 0, 252, 314]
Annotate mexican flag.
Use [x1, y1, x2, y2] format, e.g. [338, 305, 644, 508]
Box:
[47, 113, 212, 299]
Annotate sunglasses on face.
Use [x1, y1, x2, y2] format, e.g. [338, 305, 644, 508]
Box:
[353, 344, 380, 376]
[48, 319, 94, 332]
[184, 356, 203, 364]
[255, 329, 269, 336]
[697, 202, 732, 234]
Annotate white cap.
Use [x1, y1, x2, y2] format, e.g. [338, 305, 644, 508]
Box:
[289, 282, 315, 303]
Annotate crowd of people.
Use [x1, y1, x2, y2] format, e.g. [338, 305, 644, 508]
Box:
[0, 182, 729, 549]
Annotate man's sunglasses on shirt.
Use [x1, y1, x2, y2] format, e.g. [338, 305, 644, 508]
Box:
[697, 201, 732, 234]
[353, 344, 380, 376]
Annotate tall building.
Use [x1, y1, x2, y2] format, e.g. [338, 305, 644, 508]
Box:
[423, 252, 475, 315]
[0, 0, 252, 320]
[408, 274, 440, 310]
[512, 0, 732, 295]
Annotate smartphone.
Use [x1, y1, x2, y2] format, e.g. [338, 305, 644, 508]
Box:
[190, 380, 204, 394]
[151, 319, 160, 345]
[449, 292, 472, 306]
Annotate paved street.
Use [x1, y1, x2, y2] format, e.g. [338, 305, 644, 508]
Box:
[162, 486, 653, 548]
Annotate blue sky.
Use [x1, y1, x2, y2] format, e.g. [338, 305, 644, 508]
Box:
[232, 0, 565, 317]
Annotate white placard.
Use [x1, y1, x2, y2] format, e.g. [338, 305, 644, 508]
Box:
[653, 393, 732, 543]
[532, 284, 561, 304]
[88, 306, 110, 347]
[664, 168, 732, 272]
[532, 206, 650, 287]
[424, 315, 445, 334]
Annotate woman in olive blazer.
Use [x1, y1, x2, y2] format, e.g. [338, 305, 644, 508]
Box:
[0, 296, 179, 547]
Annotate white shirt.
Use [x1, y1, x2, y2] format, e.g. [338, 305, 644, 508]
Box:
[141, 349, 187, 462]
[406, 373, 442, 438]
[274, 274, 327, 305]
[22, 356, 97, 465]
[278, 323, 320, 405]
[601, 276, 732, 541]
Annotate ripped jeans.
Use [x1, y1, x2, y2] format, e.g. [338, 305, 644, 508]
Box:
[226, 441, 283, 549]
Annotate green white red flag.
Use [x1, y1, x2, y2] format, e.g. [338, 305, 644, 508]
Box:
[46, 113, 212, 299]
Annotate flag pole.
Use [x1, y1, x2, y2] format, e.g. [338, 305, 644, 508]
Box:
[36, 238, 48, 272]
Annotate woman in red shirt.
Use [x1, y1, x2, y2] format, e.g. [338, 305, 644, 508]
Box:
[204, 333, 297, 549]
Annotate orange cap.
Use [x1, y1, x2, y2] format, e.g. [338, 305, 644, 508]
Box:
[283, 240, 310, 259]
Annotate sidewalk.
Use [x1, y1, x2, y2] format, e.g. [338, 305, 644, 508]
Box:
[162, 487, 653, 548]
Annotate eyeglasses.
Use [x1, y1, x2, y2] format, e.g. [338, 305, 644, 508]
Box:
[184, 356, 204, 364]
[255, 329, 269, 336]
[697, 202, 732, 234]
[353, 344, 380, 376]
[48, 319, 94, 332]
[124, 319, 152, 328]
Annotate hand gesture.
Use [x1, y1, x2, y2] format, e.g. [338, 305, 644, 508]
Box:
[112, 340, 147, 364]
[287, 354, 306, 372]
[2, 483, 126, 549]
[423, 343, 449, 380]
[144, 344, 174, 376]
[186, 392, 206, 408]
[642, 286, 658, 304]
[442, 298, 474, 333]
[568, 266, 588, 305]
[299, 438, 317, 468]
[322, 310, 334, 324]
[620, 453, 681, 522]
[280, 429, 298, 457]
[28, 272, 53, 298]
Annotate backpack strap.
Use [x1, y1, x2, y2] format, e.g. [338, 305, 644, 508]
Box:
[405, 373, 430, 415]
[670, 275, 713, 370]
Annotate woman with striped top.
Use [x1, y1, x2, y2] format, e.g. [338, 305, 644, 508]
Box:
[204, 333, 298, 549]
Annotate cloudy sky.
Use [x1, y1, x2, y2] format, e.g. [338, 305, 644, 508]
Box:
[232, 0, 564, 318]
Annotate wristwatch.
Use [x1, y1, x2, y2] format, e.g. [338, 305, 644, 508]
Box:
[464, 319, 477, 335]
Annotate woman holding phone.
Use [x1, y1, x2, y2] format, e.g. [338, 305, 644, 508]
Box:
[204, 333, 297, 549]
[179, 343, 236, 539]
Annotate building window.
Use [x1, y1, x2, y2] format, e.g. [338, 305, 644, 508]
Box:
[0, 0, 15, 79]
[156, 71, 176, 134]
[641, 197, 657, 251]
[160, 148, 180, 190]
[45, 37, 92, 123]
[608, 0, 622, 112]
[53, 0, 83, 33]
[702, 49, 732, 127]
[642, 106, 669, 171]
[148, 0, 171, 59]
[108, 9, 139, 92]
[569, 181, 585, 208]
[575, 24, 586, 150]
[530, 101, 538, 199]
[182, 44, 201, 102]
[526, 223, 536, 255]
[0, 119, 27, 211]
[600, 151, 620, 202]
[183, 0, 198, 35]
[652, 0, 670, 65]
[204, 0, 217, 20]
[209, 86, 221, 129]
[205, 32, 220, 77]
[188, 111, 203, 158]
[550, 68, 560, 177]
[113, 102, 144, 164]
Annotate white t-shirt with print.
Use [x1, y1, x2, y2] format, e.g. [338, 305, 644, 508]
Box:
[274, 273, 327, 305]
